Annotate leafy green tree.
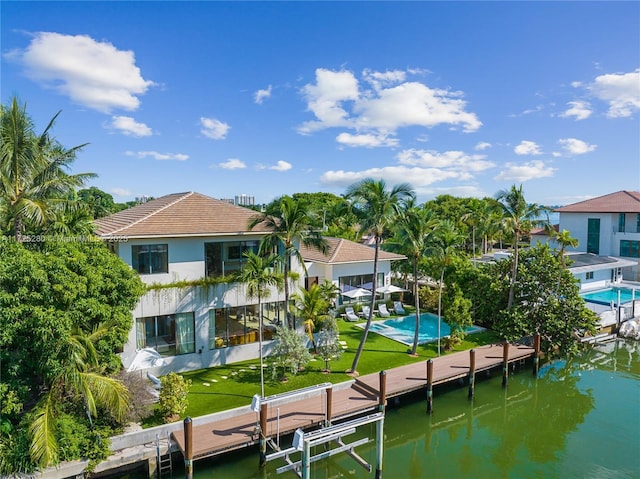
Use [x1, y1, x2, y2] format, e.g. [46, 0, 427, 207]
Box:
[270, 326, 312, 381]
[552, 228, 579, 267]
[387, 200, 437, 355]
[0, 96, 94, 239]
[495, 184, 549, 308]
[292, 284, 331, 352]
[77, 186, 125, 219]
[238, 251, 283, 397]
[317, 320, 343, 372]
[318, 279, 341, 312]
[248, 196, 328, 329]
[345, 179, 415, 374]
[158, 372, 192, 422]
[494, 244, 597, 355]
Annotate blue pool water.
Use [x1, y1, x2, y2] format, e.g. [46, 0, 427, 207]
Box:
[581, 287, 637, 305]
[359, 312, 483, 345]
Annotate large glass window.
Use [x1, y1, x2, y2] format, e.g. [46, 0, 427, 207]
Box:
[339, 273, 384, 304]
[636, 214, 640, 233]
[205, 241, 260, 277]
[587, 218, 600, 255]
[132, 244, 168, 274]
[618, 214, 626, 233]
[209, 302, 281, 349]
[135, 312, 195, 356]
[620, 240, 640, 258]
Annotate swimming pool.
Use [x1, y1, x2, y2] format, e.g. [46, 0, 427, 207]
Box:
[581, 287, 637, 305]
[357, 312, 483, 346]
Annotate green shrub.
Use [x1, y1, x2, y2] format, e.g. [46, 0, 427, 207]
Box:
[159, 372, 192, 422]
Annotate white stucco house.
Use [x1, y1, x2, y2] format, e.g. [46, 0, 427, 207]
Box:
[95, 192, 405, 374]
[532, 190, 640, 290]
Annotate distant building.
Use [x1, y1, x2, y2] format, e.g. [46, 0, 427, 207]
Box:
[219, 198, 235, 205]
[235, 194, 255, 206]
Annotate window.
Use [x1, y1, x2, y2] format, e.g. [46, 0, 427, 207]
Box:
[135, 312, 195, 356]
[620, 240, 640, 258]
[205, 241, 260, 277]
[132, 244, 168, 274]
[618, 214, 626, 233]
[587, 219, 600, 255]
[585, 272, 594, 280]
[339, 272, 385, 304]
[209, 302, 281, 349]
[637, 214, 640, 233]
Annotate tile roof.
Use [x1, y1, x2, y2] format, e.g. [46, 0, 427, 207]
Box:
[301, 236, 406, 264]
[555, 190, 640, 213]
[95, 192, 270, 238]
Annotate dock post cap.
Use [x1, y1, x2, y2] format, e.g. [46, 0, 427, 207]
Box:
[251, 394, 261, 412]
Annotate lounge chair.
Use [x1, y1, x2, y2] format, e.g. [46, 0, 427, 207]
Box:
[393, 301, 406, 315]
[361, 305, 373, 318]
[378, 304, 391, 317]
[344, 307, 359, 322]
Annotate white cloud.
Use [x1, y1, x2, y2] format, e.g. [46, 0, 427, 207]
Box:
[475, 142, 492, 151]
[321, 165, 460, 189]
[111, 187, 132, 197]
[558, 138, 597, 155]
[586, 69, 640, 118]
[494, 160, 555, 182]
[559, 100, 592, 121]
[514, 140, 542, 156]
[6, 32, 154, 113]
[254, 85, 272, 104]
[268, 160, 292, 171]
[125, 150, 189, 161]
[298, 67, 481, 140]
[217, 158, 246, 170]
[200, 117, 230, 140]
[396, 149, 494, 174]
[108, 116, 152, 137]
[336, 132, 398, 148]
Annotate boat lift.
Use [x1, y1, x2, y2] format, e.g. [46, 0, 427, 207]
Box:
[266, 412, 385, 479]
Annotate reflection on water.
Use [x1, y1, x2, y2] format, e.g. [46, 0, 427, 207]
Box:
[120, 340, 640, 479]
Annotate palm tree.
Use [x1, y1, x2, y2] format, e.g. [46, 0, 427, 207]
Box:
[427, 220, 465, 356]
[29, 324, 129, 468]
[238, 251, 283, 398]
[346, 179, 415, 374]
[552, 228, 579, 268]
[495, 185, 548, 309]
[248, 196, 328, 329]
[387, 200, 437, 355]
[0, 97, 94, 240]
[318, 279, 341, 313]
[292, 284, 330, 353]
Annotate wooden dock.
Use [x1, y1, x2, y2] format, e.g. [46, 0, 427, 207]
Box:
[172, 342, 535, 460]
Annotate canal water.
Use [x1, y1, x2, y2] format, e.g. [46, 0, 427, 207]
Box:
[122, 339, 640, 479]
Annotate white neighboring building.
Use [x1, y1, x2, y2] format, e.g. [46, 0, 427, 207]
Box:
[552, 190, 640, 289]
[95, 192, 405, 374]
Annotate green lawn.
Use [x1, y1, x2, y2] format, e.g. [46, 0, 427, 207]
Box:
[144, 318, 500, 426]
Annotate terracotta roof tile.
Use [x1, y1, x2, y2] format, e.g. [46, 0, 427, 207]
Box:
[95, 192, 270, 238]
[301, 237, 405, 264]
[555, 190, 640, 213]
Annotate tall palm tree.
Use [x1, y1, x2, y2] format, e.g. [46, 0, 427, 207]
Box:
[427, 220, 465, 356]
[292, 284, 330, 353]
[248, 196, 327, 329]
[29, 324, 129, 468]
[238, 251, 283, 398]
[387, 200, 437, 355]
[346, 179, 415, 374]
[495, 185, 548, 309]
[0, 97, 94, 240]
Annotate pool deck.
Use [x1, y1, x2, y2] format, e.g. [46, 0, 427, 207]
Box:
[171, 341, 535, 460]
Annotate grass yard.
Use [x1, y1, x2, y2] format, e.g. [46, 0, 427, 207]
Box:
[143, 318, 500, 426]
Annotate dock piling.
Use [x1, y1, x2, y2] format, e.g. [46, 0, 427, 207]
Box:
[426, 359, 434, 414]
[379, 371, 387, 411]
[502, 342, 510, 387]
[259, 403, 268, 468]
[533, 333, 541, 376]
[183, 417, 193, 479]
[468, 349, 476, 399]
[325, 386, 333, 427]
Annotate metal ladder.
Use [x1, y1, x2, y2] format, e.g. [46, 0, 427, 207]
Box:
[156, 432, 173, 478]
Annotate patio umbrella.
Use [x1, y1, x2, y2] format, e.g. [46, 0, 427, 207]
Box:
[127, 347, 167, 372]
[341, 287, 373, 300]
[375, 284, 407, 294]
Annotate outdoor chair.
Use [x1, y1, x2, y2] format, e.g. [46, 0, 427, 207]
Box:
[393, 301, 406, 315]
[344, 307, 359, 322]
[378, 304, 391, 317]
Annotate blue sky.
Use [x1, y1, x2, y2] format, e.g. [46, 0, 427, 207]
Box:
[2, 1, 639, 206]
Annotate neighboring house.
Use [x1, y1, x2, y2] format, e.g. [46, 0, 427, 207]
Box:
[95, 192, 406, 374]
[533, 190, 640, 289]
[301, 237, 405, 305]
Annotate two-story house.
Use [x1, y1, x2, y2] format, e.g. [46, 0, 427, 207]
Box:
[96, 191, 405, 374]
